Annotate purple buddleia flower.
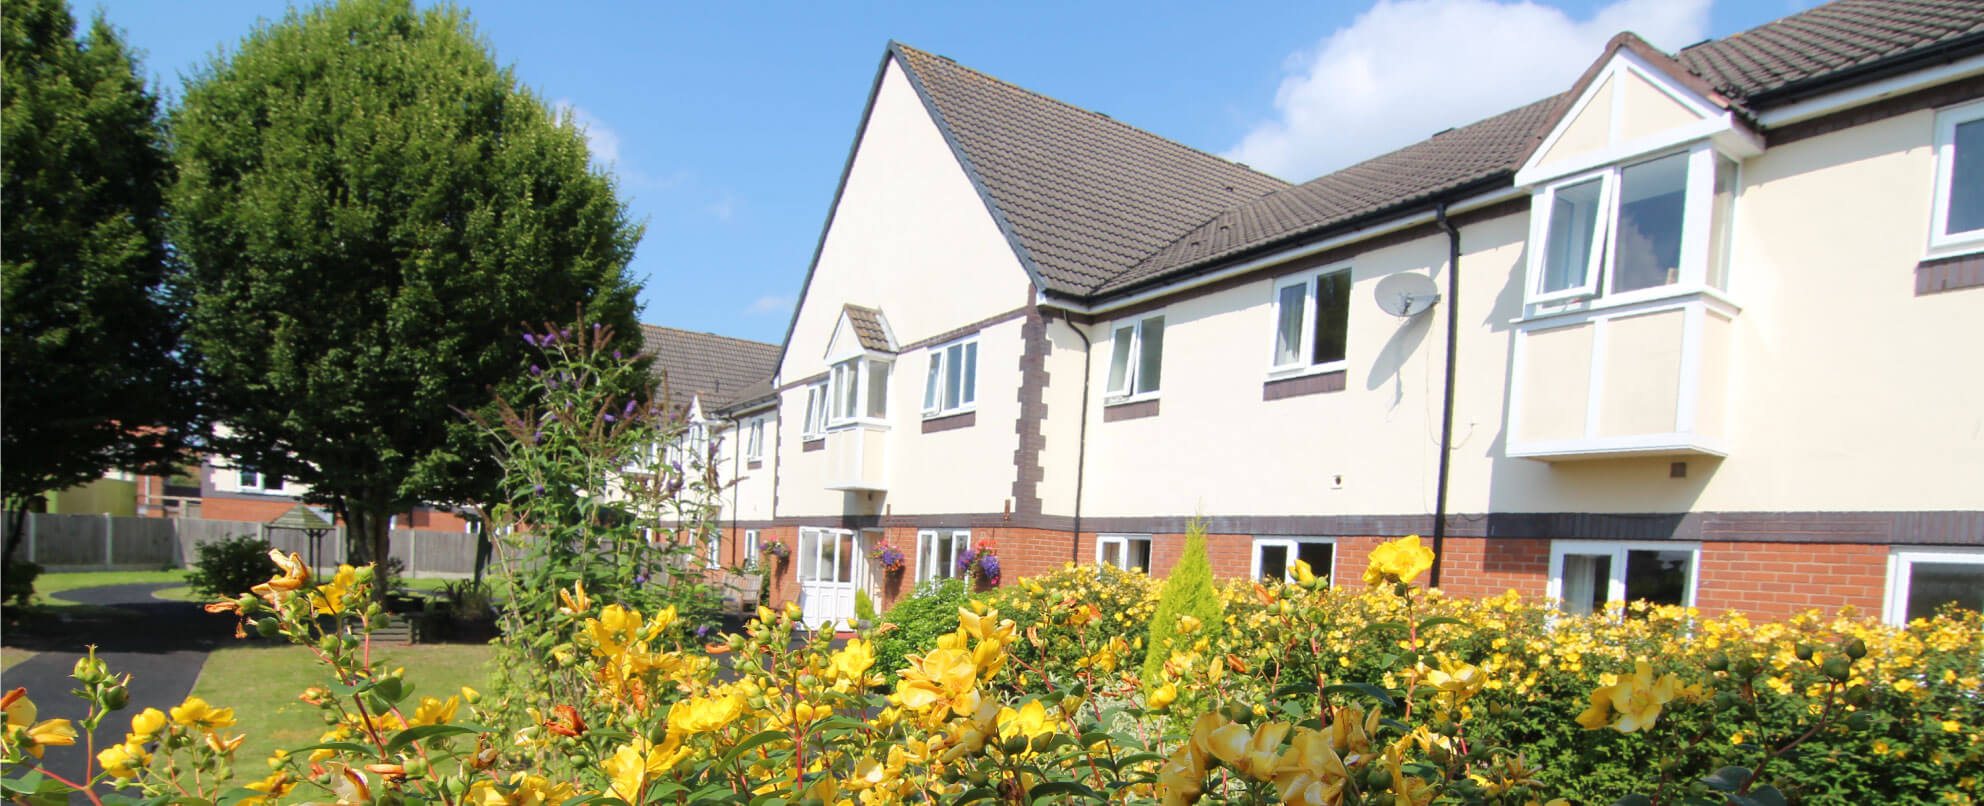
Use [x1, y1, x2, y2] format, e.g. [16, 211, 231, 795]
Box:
[956, 548, 976, 574]
[529, 365, 542, 376]
[533, 484, 544, 495]
[696, 625, 710, 639]
[613, 350, 623, 360]
[623, 400, 637, 418]
[633, 574, 648, 585]
[532, 430, 544, 444]
[603, 413, 616, 422]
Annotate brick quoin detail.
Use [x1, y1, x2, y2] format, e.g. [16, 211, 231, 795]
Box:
[1009, 308, 1050, 517]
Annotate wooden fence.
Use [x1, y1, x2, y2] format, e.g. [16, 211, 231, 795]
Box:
[3, 511, 480, 577]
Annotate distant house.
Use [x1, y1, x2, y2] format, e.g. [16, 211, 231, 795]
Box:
[717, 1, 1984, 629]
[637, 325, 780, 568]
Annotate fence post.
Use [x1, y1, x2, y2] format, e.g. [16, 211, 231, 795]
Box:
[409, 530, 420, 579]
[25, 512, 36, 564]
[104, 513, 115, 567]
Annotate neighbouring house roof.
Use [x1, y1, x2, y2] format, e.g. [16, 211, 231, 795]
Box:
[891, 42, 1292, 297]
[842, 304, 895, 352]
[638, 325, 780, 412]
[1677, 0, 1984, 105]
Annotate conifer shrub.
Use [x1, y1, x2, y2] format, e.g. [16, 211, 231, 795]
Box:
[1140, 518, 1223, 684]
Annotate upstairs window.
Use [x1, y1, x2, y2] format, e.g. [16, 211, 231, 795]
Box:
[1528, 148, 1736, 306]
[801, 382, 828, 439]
[1271, 266, 1351, 374]
[745, 418, 765, 460]
[1932, 100, 1984, 252]
[922, 337, 978, 417]
[1106, 315, 1164, 400]
[237, 467, 282, 491]
[828, 358, 890, 426]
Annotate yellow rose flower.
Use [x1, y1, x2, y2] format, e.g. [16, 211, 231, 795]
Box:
[129, 707, 167, 738]
[97, 739, 151, 779]
[170, 696, 238, 731]
[1363, 535, 1435, 586]
[3, 688, 77, 758]
[1147, 682, 1178, 710]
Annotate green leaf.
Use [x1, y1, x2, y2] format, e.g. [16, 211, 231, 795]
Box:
[1703, 766, 1753, 792]
[1416, 616, 1465, 632]
[213, 788, 268, 806]
[951, 787, 1000, 805]
[556, 795, 627, 806]
[720, 729, 789, 767]
[1728, 787, 1787, 806]
[384, 723, 484, 753]
[1321, 683, 1398, 708]
[283, 740, 373, 755]
[1272, 681, 1316, 700]
[0, 772, 44, 796]
[1028, 781, 1105, 803]
[1609, 796, 1654, 806]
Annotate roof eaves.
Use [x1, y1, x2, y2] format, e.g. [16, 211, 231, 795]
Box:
[1741, 27, 1984, 107]
[887, 41, 1055, 300]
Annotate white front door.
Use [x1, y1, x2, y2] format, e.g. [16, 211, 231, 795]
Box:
[797, 527, 864, 630]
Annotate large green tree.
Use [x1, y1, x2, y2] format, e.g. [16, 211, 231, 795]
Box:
[1, 0, 197, 552]
[171, 0, 643, 566]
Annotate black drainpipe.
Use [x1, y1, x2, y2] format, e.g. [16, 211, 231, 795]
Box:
[1431, 202, 1460, 588]
[1060, 310, 1092, 562]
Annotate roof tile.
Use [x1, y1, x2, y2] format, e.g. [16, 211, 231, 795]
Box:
[638, 325, 780, 411]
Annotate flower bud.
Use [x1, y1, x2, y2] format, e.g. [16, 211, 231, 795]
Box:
[355, 565, 377, 584]
[256, 618, 281, 638]
[1001, 734, 1029, 756]
[1843, 637, 1867, 660]
[1822, 656, 1851, 681]
[404, 756, 430, 778]
[1794, 643, 1815, 661]
[1844, 711, 1873, 731]
[73, 656, 105, 683]
[1365, 765, 1393, 790]
[1734, 657, 1760, 678]
[102, 685, 130, 711]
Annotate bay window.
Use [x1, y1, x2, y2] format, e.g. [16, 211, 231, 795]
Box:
[922, 337, 978, 417]
[1271, 265, 1351, 374]
[828, 358, 890, 426]
[1526, 146, 1737, 307]
[1931, 99, 1984, 251]
[1106, 314, 1164, 400]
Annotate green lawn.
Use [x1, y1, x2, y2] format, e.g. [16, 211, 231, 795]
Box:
[34, 569, 188, 601]
[0, 648, 35, 671]
[185, 642, 497, 770]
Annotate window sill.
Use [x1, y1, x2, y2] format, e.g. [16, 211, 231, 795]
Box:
[1263, 370, 1346, 401]
[1514, 284, 1740, 326]
[1917, 251, 1984, 296]
[801, 438, 825, 453]
[1102, 390, 1160, 407]
[921, 410, 976, 433]
[1266, 360, 1347, 383]
[826, 418, 890, 432]
[920, 405, 977, 421]
[1102, 398, 1159, 422]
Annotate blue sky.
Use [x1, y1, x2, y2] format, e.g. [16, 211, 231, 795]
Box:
[92, 0, 1805, 345]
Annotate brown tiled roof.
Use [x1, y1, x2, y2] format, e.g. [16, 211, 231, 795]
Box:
[842, 304, 894, 352]
[891, 43, 1291, 296]
[1677, 0, 1984, 104]
[638, 325, 780, 411]
[1096, 0, 1983, 298]
[1105, 96, 1561, 295]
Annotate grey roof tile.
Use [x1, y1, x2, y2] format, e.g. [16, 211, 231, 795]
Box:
[1678, 0, 1984, 102]
[638, 325, 780, 412]
[892, 43, 1291, 296]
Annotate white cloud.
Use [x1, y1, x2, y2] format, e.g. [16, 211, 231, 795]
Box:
[747, 295, 791, 315]
[707, 192, 739, 222]
[1225, 0, 1711, 181]
[552, 98, 622, 165]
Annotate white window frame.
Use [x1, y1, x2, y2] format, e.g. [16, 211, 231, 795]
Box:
[1250, 537, 1336, 584]
[1095, 534, 1154, 572]
[705, 531, 721, 569]
[1883, 546, 1984, 626]
[916, 528, 970, 583]
[1527, 168, 1614, 304]
[1930, 99, 1984, 254]
[1523, 144, 1735, 312]
[797, 526, 856, 584]
[1267, 263, 1352, 378]
[922, 336, 979, 419]
[1104, 313, 1165, 402]
[742, 529, 761, 568]
[1546, 540, 1701, 613]
[745, 417, 765, 461]
[800, 382, 828, 439]
[827, 357, 891, 428]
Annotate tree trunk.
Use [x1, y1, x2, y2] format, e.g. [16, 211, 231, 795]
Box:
[3, 498, 30, 563]
[340, 494, 395, 600]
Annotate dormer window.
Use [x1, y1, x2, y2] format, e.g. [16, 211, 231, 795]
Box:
[827, 357, 890, 426]
[1526, 147, 1737, 307]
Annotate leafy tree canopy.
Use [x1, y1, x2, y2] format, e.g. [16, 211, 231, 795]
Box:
[1, 0, 196, 529]
[170, 0, 644, 561]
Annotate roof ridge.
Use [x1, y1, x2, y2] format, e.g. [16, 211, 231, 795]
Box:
[638, 322, 780, 351]
[891, 42, 1291, 190]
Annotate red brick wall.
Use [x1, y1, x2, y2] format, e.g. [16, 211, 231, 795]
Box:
[1694, 541, 1887, 621]
[197, 498, 472, 533]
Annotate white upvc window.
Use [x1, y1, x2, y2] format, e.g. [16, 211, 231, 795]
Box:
[828, 358, 890, 426]
[1105, 314, 1164, 401]
[916, 529, 969, 582]
[1525, 146, 1737, 307]
[1931, 99, 1984, 253]
[1547, 540, 1700, 616]
[800, 382, 828, 439]
[1269, 265, 1351, 376]
[1883, 547, 1984, 626]
[745, 418, 765, 460]
[922, 337, 978, 417]
[1251, 538, 1335, 584]
[743, 529, 761, 569]
[235, 466, 283, 492]
[797, 527, 856, 584]
[705, 531, 721, 569]
[1096, 534, 1153, 573]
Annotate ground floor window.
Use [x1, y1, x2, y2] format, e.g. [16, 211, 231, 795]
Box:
[798, 527, 856, 584]
[1097, 534, 1153, 573]
[705, 532, 721, 569]
[1548, 540, 1699, 616]
[918, 529, 969, 583]
[1253, 537, 1334, 584]
[1885, 547, 1984, 625]
[743, 529, 761, 569]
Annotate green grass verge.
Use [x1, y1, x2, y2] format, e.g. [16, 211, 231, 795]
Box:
[185, 642, 496, 770]
[34, 570, 188, 601]
[1, 648, 36, 671]
[151, 585, 204, 603]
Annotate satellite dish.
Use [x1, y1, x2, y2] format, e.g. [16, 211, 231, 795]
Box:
[1374, 272, 1441, 317]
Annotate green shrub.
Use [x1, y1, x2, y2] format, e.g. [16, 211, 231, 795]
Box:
[985, 563, 1161, 683]
[1140, 519, 1222, 684]
[854, 588, 877, 624]
[873, 578, 974, 675]
[186, 535, 276, 599]
[2, 559, 41, 605]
